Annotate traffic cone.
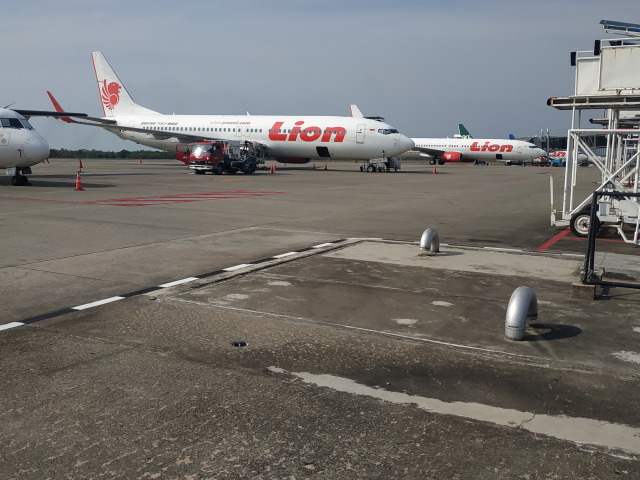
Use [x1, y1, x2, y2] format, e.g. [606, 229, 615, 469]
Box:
[433, 166, 437, 174]
[75, 171, 84, 191]
[312, 163, 316, 169]
[324, 163, 327, 170]
[270, 165, 274, 173]
[354, 159, 357, 163]
[139, 157, 142, 164]
[78, 158, 83, 171]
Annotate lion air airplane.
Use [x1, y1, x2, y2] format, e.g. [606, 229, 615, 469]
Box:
[48, 52, 414, 164]
[0, 107, 86, 185]
[407, 124, 546, 165]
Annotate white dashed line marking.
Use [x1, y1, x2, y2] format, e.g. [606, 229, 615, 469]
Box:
[0, 322, 24, 331]
[312, 243, 334, 248]
[72, 296, 125, 310]
[223, 264, 252, 272]
[272, 251, 297, 259]
[159, 277, 199, 288]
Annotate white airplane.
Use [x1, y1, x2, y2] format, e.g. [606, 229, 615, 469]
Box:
[47, 52, 414, 164]
[406, 124, 546, 165]
[0, 107, 86, 185]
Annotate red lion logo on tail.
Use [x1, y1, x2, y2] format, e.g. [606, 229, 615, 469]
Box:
[101, 80, 121, 110]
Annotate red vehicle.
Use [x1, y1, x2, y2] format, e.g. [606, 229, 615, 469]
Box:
[176, 141, 265, 175]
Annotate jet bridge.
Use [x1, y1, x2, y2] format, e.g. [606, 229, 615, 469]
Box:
[547, 20, 640, 245]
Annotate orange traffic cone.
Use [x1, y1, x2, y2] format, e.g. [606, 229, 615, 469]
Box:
[312, 163, 316, 169]
[139, 157, 142, 164]
[354, 159, 357, 163]
[78, 158, 83, 170]
[433, 166, 437, 174]
[324, 163, 327, 170]
[75, 171, 84, 190]
[270, 165, 274, 173]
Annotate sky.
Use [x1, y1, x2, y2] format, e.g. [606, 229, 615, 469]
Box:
[3, 0, 639, 150]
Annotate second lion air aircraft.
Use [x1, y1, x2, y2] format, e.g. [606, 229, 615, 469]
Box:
[408, 124, 546, 165]
[49, 52, 414, 164]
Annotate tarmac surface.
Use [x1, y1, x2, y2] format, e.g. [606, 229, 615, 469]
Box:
[1, 159, 639, 479]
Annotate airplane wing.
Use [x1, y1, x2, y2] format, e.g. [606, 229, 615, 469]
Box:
[12, 109, 88, 120]
[410, 145, 447, 158]
[45, 90, 235, 145]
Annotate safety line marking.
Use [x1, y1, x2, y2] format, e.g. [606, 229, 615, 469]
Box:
[535, 228, 571, 252]
[312, 242, 335, 249]
[72, 296, 125, 310]
[158, 277, 199, 288]
[272, 252, 297, 259]
[2, 238, 348, 330]
[223, 264, 253, 272]
[0, 322, 25, 331]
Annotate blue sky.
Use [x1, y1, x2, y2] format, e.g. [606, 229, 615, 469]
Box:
[3, 0, 639, 150]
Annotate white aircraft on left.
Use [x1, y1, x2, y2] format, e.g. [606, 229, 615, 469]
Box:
[0, 107, 86, 185]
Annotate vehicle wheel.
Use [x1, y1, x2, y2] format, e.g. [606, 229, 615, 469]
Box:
[366, 165, 373, 172]
[11, 176, 19, 186]
[248, 163, 256, 174]
[19, 175, 28, 185]
[570, 211, 600, 237]
[360, 166, 364, 172]
[214, 164, 224, 175]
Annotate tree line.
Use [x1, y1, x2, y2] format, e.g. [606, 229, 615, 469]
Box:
[49, 149, 175, 159]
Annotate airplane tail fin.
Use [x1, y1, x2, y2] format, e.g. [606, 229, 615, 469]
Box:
[509, 134, 516, 140]
[91, 51, 159, 117]
[350, 104, 364, 118]
[458, 124, 473, 138]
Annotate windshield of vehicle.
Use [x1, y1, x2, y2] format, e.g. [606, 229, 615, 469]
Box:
[192, 144, 212, 155]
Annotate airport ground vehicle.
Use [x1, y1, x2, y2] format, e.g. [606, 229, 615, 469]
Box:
[176, 141, 265, 175]
[359, 156, 401, 172]
[550, 158, 566, 167]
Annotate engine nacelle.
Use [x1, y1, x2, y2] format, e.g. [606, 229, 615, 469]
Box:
[441, 151, 463, 162]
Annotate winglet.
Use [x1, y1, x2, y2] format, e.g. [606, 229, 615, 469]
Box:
[350, 104, 364, 118]
[46, 91, 77, 123]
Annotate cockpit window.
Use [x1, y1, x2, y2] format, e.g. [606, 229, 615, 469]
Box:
[1, 117, 26, 129]
[377, 128, 400, 135]
[20, 118, 34, 130]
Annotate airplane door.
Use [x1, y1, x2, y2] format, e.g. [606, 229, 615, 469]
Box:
[518, 144, 522, 154]
[236, 127, 243, 138]
[356, 124, 365, 144]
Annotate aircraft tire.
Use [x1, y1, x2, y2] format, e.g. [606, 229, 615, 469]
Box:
[367, 165, 374, 172]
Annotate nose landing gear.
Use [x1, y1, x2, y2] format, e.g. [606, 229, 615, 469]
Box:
[10, 167, 31, 186]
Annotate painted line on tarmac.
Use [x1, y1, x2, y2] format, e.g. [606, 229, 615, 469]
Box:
[72, 296, 125, 310]
[535, 227, 571, 252]
[0, 322, 25, 331]
[0, 239, 347, 332]
[268, 367, 640, 458]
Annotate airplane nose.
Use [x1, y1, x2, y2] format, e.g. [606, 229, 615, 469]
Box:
[25, 134, 50, 162]
[393, 135, 414, 155]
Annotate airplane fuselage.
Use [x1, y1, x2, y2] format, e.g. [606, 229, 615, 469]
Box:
[107, 114, 413, 162]
[409, 137, 546, 163]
